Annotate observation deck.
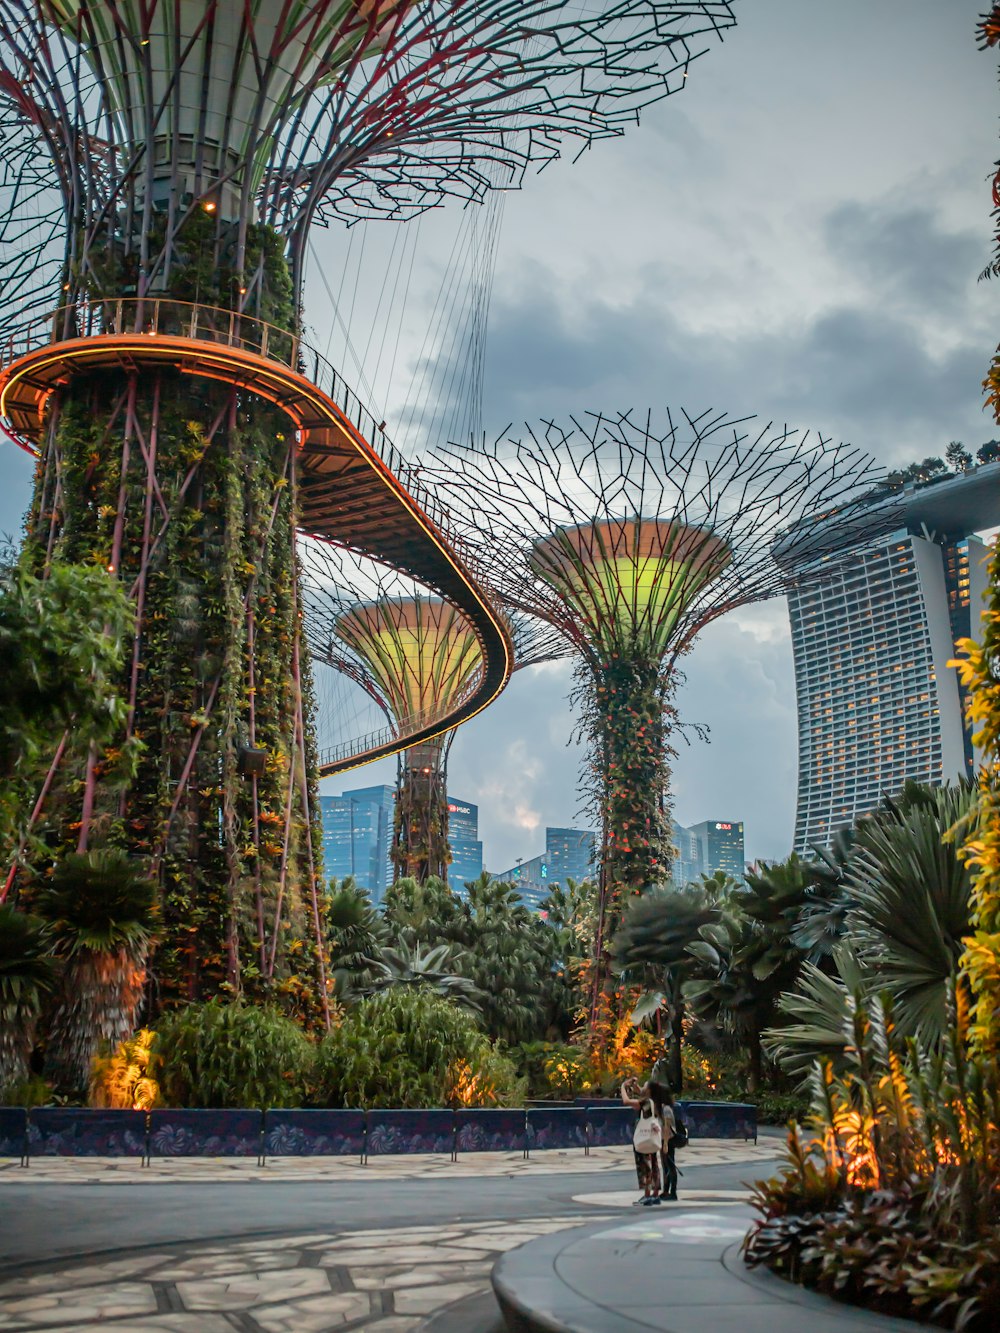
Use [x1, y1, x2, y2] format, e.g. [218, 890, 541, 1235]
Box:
[0, 299, 512, 774]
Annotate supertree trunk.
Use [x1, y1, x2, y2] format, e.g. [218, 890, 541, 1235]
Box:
[393, 738, 450, 883]
[21, 229, 326, 1018]
[597, 657, 672, 903]
[588, 655, 673, 1015]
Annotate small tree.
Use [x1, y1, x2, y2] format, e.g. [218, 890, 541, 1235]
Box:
[610, 885, 718, 1090]
[37, 850, 156, 1094]
[325, 877, 387, 1003]
[945, 440, 973, 473]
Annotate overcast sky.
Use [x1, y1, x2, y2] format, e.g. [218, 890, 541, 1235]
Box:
[320, 0, 1000, 873]
[1, 1, 995, 873]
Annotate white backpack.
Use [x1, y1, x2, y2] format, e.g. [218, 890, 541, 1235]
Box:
[632, 1105, 663, 1154]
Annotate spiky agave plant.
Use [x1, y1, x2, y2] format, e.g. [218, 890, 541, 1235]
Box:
[37, 849, 155, 1094]
[0, 903, 56, 1091]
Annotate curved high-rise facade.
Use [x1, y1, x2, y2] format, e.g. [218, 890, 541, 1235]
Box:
[784, 464, 998, 851]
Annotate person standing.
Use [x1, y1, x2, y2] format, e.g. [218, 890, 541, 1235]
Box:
[648, 1068, 678, 1201]
[621, 1075, 664, 1204]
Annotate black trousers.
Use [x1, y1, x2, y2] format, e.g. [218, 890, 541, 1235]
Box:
[661, 1141, 677, 1196]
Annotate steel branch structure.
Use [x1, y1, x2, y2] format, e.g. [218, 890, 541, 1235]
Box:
[431, 408, 883, 1024]
[0, 0, 737, 331]
[0, 2, 736, 1017]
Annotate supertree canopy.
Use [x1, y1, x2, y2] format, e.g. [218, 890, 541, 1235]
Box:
[0, 0, 738, 324]
[432, 409, 882, 1025]
[0, 1, 737, 1021]
[336, 596, 482, 883]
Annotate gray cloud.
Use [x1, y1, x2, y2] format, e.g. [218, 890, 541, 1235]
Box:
[478, 202, 993, 466]
[4, 0, 995, 875]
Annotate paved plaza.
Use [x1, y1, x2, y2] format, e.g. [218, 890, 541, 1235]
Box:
[0, 1140, 781, 1331]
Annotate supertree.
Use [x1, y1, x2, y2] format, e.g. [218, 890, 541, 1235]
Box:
[0, 2, 737, 1016]
[431, 409, 882, 1039]
[301, 543, 564, 884]
[340, 597, 476, 883]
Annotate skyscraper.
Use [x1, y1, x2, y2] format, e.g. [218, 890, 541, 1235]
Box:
[688, 820, 746, 880]
[492, 826, 597, 912]
[546, 828, 597, 886]
[320, 786, 394, 906]
[447, 797, 484, 890]
[492, 854, 551, 913]
[781, 465, 997, 851]
[670, 820, 702, 886]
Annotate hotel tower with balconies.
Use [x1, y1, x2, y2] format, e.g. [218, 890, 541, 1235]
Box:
[781, 464, 998, 852]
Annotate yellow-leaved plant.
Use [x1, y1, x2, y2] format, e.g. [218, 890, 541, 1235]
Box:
[950, 539, 1000, 1054]
[90, 1028, 160, 1110]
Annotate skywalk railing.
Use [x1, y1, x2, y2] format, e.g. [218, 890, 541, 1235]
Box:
[0, 297, 467, 561]
[1, 298, 498, 773]
[315, 683, 483, 771]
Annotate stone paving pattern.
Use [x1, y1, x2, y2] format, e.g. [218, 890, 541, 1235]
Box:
[0, 1217, 602, 1332]
[0, 1141, 781, 1331]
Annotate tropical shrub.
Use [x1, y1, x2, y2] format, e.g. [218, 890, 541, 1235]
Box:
[0, 1075, 53, 1108]
[751, 1088, 810, 1127]
[315, 987, 522, 1109]
[0, 904, 56, 1090]
[845, 784, 975, 1035]
[746, 1159, 1000, 1330]
[363, 939, 486, 1014]
[513, 1041, 598, 1099]
[744, 986, 1000, 1329]
[91, 1028, 160, 1110]
[152, 999, 314, 1108]
[951, 536, 1000, 1055]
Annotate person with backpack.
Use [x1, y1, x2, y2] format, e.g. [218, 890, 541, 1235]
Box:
[621, 1075, 668, 1205]
[647, 1070, 683, 1202]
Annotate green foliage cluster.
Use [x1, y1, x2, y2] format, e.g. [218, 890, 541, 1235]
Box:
[152, 998, 314, 1108]
[0, 559, 135, 848]
[745, 987, 1000, 1330]
[85, 214, 297, 334]
[612, 782, 976, 1101]
[328, 873, 572, 1047]
[513, 1041, 598, 1099]
[314, 988, 523, 1109]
